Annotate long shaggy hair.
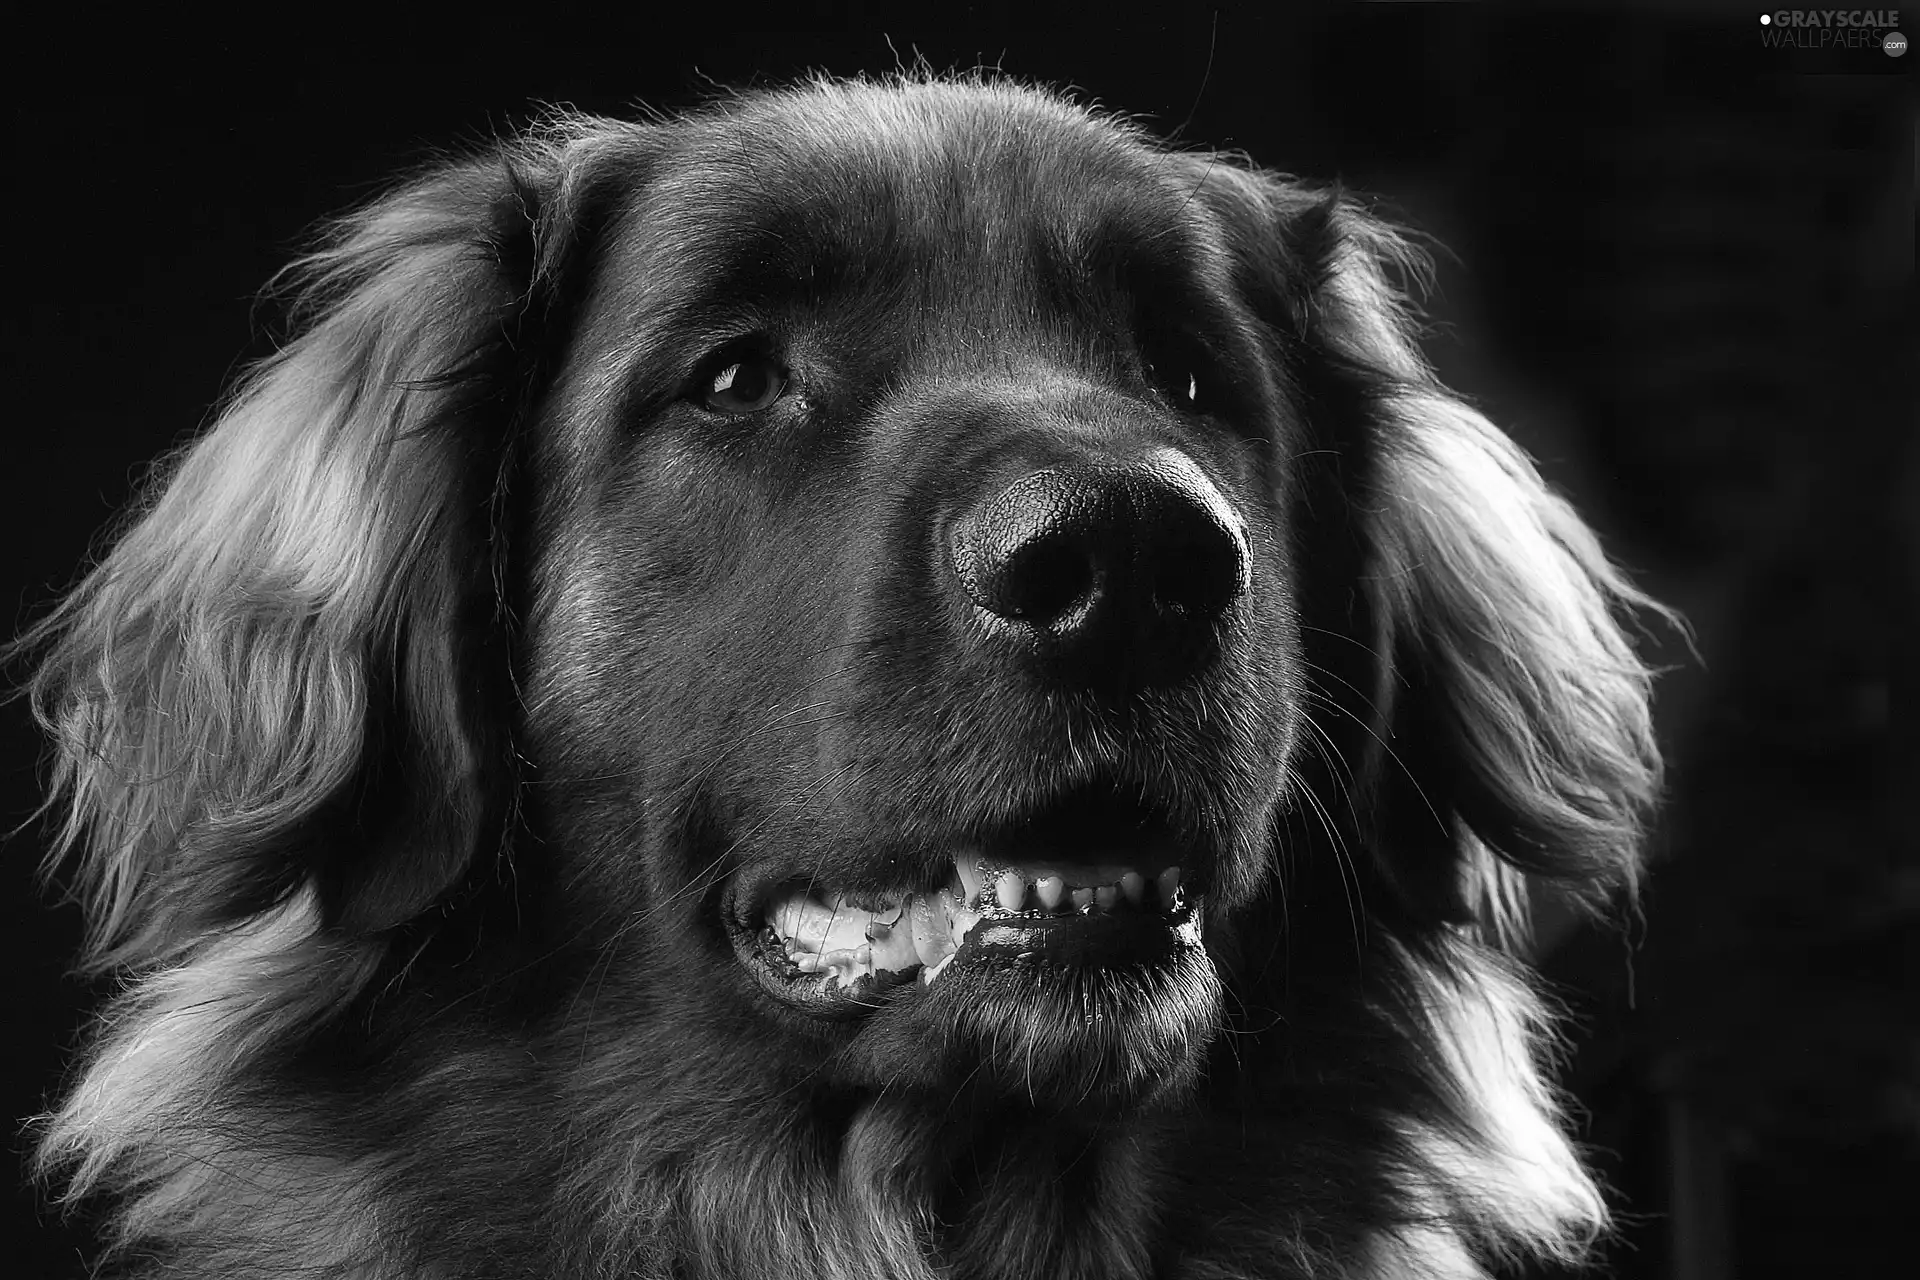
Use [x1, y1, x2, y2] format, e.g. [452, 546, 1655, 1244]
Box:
[15, 74, 1670, 1279]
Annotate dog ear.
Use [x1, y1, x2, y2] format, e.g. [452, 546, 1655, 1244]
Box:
[13, 122, 648, 970]
[1308, 199, 1672, 933]
[1185, 161, 1672, 941]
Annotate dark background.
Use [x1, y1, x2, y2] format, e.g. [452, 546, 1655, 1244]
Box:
[5, 10, 1911, 1277]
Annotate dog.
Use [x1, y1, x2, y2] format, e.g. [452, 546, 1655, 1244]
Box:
[16, 74, 1669, 1279]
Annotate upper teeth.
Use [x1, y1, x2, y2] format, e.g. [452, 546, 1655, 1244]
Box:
[962, 857, 1182, 915]
[765, 856, 1187, 992]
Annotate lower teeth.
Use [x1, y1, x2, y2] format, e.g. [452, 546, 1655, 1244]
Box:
[766, 867, 1185, 993]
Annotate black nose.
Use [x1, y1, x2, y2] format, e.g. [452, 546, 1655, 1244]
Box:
[948, 451, 1249, 687]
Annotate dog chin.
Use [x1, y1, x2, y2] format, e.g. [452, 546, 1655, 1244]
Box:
[859, 943, 1223, 1114]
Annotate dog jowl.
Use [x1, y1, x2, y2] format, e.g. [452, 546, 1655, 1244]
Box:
[19, 75, 1666, 1280]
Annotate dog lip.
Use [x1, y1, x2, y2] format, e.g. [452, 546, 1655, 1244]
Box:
[728, 906, 900, 1019]
[729, 855, 1207, 1021]
[954, 898, 1204, 970]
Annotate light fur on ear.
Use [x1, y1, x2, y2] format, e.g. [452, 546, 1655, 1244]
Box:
[10, 118, 648, 1223]
[1374, 389, 1669, 892]
[1311, 206, 1678, 1272]
[1178, 161, 1673, 1271]
[1338, 270, 1675, 909]
[1229, 182, 1669, 915]
[15, 176, 502, 969]
[12, 121, 650, 972]
[1167, 158, 1672, 920]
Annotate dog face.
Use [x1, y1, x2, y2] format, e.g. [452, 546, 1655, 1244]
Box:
[527, 85, 1308, 1110]
[21, 76, 1667, 1279]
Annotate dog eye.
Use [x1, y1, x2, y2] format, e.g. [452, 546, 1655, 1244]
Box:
[700, 355, 788, 415]
[1145, 359, 1205, 411]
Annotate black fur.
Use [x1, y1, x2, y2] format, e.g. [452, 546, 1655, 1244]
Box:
[15, 74, 1668, 1279]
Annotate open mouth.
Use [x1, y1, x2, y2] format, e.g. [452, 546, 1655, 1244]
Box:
[739, 850, 1203, 1013]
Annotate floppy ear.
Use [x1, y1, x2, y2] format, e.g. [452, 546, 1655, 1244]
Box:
[1310, 197, 1672, 942]
[14, 121, 644, 971]
[1186, 161, 1671, 942]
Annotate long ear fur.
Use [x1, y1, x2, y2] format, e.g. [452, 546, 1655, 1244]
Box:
[21, 169, 517, 964]
[1304, 193, 1671, 1265]
[11, 118, 649, 1216]
[1188, 161, 1672, 933]
[1315, 201, 1674, 930]
[1186, 159, 1675, 1269]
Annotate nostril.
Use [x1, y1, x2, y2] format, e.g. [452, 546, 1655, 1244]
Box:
[1146, 545, 1221, 621]
[1140, 524, 1247, 627]
[1127, 458, 1249, 632]
[997, 535, 1098, 625]
[949, 454, 1248, 686]
[949, 467, 1115, 628]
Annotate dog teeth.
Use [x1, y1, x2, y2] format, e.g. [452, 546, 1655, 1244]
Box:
[948, 855, 1191, 916]
[945, 890, 983, 949]
[910, 893, 955, 968]
[772, 894, 885, 954]
[767, 862, 1193, 990]
[954, 855, 987, 904]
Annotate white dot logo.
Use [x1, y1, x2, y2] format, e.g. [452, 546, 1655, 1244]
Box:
[1760, 13, 1771, 23]
[1885, 31, 1908, 57]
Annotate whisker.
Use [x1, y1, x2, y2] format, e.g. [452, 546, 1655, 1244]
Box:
[1299, 682, 1447, 840]
[664, 758, 869, 914]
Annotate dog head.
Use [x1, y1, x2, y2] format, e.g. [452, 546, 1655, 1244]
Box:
[21, 75, 1667, 1275]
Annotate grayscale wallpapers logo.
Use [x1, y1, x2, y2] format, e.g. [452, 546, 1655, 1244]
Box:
[1759, 10, 1907, 54]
